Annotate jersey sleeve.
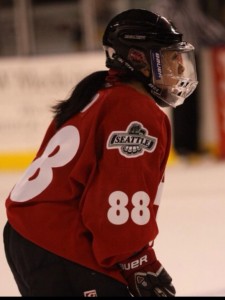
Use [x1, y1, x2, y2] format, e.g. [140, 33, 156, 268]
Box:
[80, 88, 171, 268]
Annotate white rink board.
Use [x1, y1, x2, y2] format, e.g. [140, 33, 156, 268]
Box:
[0, 52, 106, 152]
[0, 48, 219, 154]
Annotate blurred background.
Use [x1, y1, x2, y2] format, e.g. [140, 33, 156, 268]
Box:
[0, 0, 225, 56]
[0, 0, 225, 170]
[0, 0, 225, 296]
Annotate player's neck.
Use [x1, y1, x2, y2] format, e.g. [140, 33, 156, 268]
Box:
[126, 81, 150, 98]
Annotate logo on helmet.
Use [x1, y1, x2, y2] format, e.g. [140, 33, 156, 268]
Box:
[107, 122, 158, 158]
[128, 49, 148, 69]
[124, 34, 146, 40]
[83, 289, 97, 297]
[151, 50, 162, 80]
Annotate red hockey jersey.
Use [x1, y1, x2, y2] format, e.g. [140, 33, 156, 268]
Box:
[6, 83, 171, 284]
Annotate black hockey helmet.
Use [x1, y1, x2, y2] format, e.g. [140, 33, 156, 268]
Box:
[103, 9, 198, 107]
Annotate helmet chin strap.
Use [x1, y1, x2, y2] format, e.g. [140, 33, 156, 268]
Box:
[136, 73, 170, 107]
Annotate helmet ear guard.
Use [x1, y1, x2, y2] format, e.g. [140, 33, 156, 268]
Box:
[102, 9, 198, 107]
[104, 45, 168, 107]
[104, 46, 135, 72]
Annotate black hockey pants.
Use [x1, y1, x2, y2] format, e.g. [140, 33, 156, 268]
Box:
[3, 222, 131, 297]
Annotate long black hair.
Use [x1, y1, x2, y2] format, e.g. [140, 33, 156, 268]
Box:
[52, 70, 108, 129]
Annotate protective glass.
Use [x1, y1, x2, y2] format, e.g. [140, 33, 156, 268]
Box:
[150, 42, 198, 107]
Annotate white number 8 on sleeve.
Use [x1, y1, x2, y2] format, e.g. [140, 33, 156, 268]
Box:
[10, 125, 80, 202]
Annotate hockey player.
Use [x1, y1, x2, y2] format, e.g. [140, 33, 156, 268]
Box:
[3, 9, 198, 297]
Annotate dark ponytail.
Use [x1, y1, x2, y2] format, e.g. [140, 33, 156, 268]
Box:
[52, 70, 108, 128]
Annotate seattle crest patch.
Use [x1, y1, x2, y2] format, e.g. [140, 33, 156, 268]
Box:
[107, 122, 158, 158]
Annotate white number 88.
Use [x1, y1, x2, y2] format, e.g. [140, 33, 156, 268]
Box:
[107, 191, 150, 225]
